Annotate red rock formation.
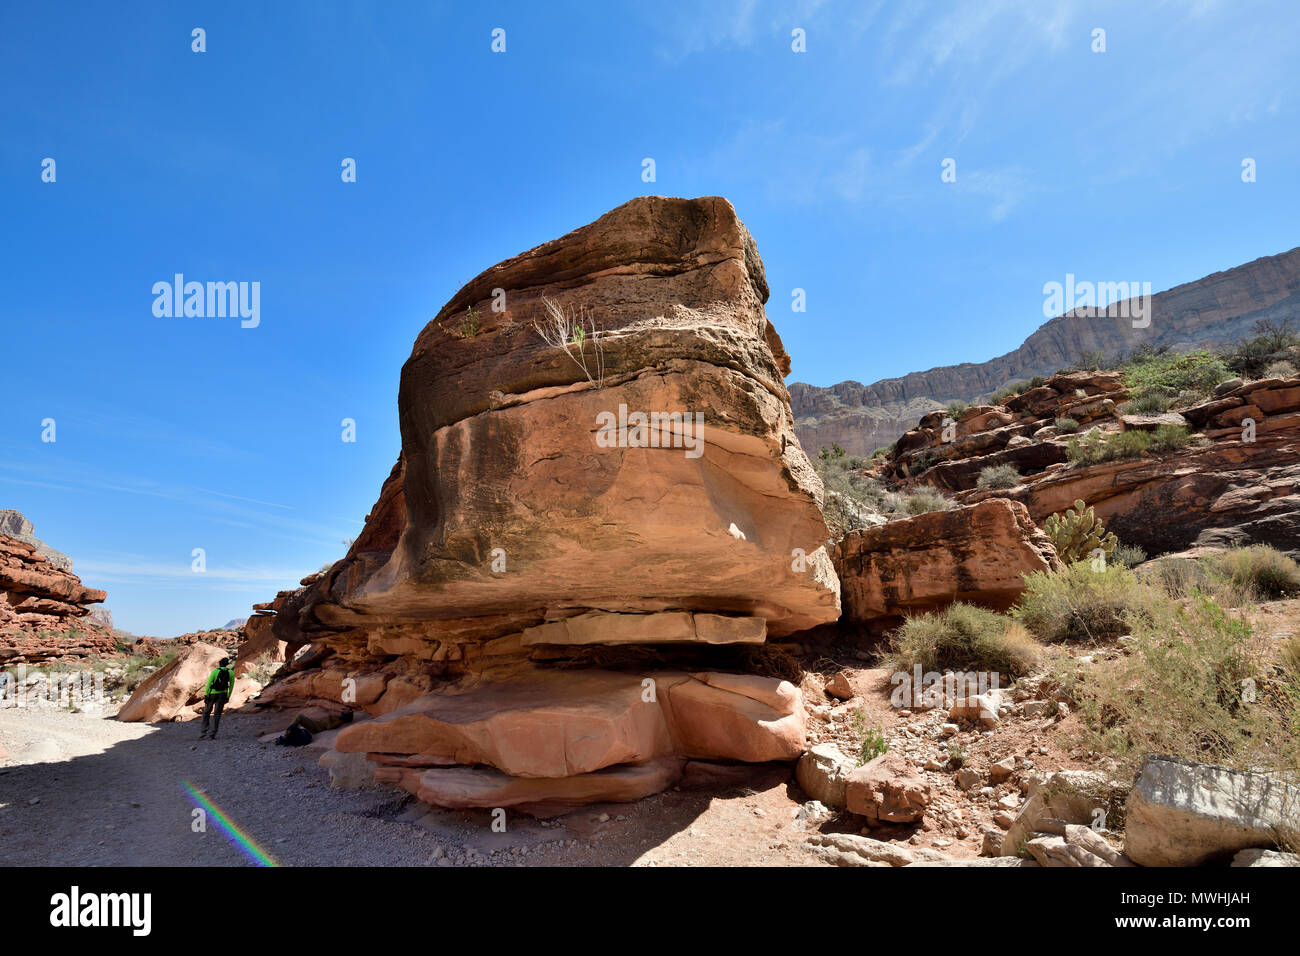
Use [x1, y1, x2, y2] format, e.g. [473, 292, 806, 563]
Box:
[959, 376, 1300, 557]
[251, 196, 837, 812]
[0, 535, 115, 664]
[833, 499, 1062, 625]
[118, 642, 259, 723]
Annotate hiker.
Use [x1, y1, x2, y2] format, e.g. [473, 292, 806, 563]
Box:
[199, 657, 235, 740]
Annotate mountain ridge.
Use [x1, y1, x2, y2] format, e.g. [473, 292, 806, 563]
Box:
[791, 244, 1300, 456]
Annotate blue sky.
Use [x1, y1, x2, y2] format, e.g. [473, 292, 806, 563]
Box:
[2, 1, 1297, 635]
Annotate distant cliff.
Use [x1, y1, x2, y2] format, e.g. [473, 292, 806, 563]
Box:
[0, 509, 73, 570]
[791, 245, 1300, 456]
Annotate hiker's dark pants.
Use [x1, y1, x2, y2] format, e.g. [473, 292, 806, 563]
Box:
[201, 694, 228, 737]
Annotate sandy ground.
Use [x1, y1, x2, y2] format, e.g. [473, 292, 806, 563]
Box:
[0, 706, 830, 867]
[14, 599, 1292, 868]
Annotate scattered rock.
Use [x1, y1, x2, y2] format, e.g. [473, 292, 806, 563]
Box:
[823, 671, 854, 701]
[807, 832, 947, 867]
[1000, 770, 1124, 856]
[1231, 848, 1300, 867]
[795, 742, 851, 809]
[989, 757, 1015, 783]
[845, 752, 931, 824]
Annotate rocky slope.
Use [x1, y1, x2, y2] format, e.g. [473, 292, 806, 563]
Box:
[792, 245, 1300, 456]
[247, 196, 840, 813]
[876, 371, 1300, 559]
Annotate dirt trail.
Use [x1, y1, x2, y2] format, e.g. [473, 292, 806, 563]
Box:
[0, 707, 826, 867]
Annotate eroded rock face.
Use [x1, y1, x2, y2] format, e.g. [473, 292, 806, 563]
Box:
[250, 197, 836, 812]
[0, 535, 114, 664]
[832, 499, 1062, 624]
[273, 196, 837, 657]
[963, 377, 1300, 557]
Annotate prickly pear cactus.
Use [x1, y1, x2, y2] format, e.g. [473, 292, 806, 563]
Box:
[1042, 498, 1118, 564]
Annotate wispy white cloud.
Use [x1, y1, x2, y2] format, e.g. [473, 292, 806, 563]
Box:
[76, 557, 307, 587]
[0, 459, 343, 549]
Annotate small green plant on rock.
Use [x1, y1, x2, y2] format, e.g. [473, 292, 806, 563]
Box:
[859, 728, 889, 765]
[458, 306, 481, 338]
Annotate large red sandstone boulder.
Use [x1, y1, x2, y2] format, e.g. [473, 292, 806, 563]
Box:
[117, 642, 227, 722]
[248, 197, 834, 813]
[832, 498, 1061, 624]
[268, 195, 838, 656]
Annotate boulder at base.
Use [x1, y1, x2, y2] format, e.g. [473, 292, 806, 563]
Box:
[1124, 755, 1300, 866]
[117, 642, 228, 722]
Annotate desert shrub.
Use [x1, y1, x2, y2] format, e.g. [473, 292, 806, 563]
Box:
[1029, 375, 1047, 389]
[946, 400, 970, 417]
[1062, 595, 1298, 780]
[1066, 425, 1191, 465]
[821, 491, 874, 539]
[457, 306, 481, 338]
[1265, 360, 1298, 379]
[1124, 388, 1174, 415]
[1222, 319, 1300, 379]
[1281, 636, 1300, 685]
[812, 444, 889, 536]
[891, 603, 1040, 679]
[1149, 424, 1193, 452]
[244, 655, 282, 685]
[859, 728, 889, 765]
[976, 464, 1020, 490]
[1042, 499, 1117, 564]
[908, 450, 940, 474]
[1142, 556, 1212, 597]
[1053, 416, 1080, 433]
[947, 742, 967, 768]
[1208, 545, 1300, 600]
[1137, 553, 1254, 606]
[1015, 563, 1160, 644]
[902, 486, 952, 515]
[1122, 349, 1230, 399]
[989, 381, 1032, 404]
[870, 445, 892, 459]
[1113, 543, 1147, 568]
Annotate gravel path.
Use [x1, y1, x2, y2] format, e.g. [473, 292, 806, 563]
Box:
[0, 707, 824, 867]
